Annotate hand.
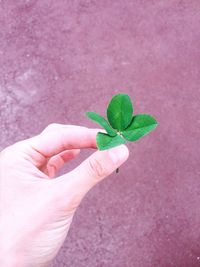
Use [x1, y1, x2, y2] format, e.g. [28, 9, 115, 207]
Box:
[0, 124, 129, 267]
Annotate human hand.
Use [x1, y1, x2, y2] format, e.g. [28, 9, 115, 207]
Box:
[0, 124, 129, 267]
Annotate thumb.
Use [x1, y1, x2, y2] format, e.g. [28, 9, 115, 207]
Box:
[55, 144, 129, 205]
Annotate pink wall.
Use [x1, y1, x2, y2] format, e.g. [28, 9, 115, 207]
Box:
[1, 1, 200, 266]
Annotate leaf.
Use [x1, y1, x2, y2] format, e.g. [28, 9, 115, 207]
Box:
[96, 132, 126, 151]
[121, 114, 158, 141]
[85, 112, 117, 137]
[107, 93, 133, 131]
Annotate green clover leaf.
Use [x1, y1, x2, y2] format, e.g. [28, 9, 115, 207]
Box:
[96, 132, 126, 150]
[121, 114, 158, 141]
[85, 111, 117, 137]
[85, 93, 158, 151]
[107, 93, 133, 131]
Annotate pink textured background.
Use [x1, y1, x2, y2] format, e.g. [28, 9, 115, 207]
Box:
[1, 1, 200, 266]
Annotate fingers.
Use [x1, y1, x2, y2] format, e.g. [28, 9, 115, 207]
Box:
[52, 144, 129, 208]
[15, 124, 106, 160]
[42, 149, 80, 178]
[41, 124, 87, 134]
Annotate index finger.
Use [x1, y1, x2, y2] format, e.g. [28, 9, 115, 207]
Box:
[24, 126, 106, 158]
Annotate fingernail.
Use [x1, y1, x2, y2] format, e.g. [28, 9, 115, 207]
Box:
[108, 145, 129, 165]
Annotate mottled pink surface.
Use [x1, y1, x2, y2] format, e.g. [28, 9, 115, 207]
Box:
[1, 1, 200, 266]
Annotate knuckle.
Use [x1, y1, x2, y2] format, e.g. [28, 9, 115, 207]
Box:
[88, 158, 107, 178]
[43, 123, 59, 132]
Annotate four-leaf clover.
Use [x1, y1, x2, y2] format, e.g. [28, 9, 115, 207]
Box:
[85, 93, 158, 151]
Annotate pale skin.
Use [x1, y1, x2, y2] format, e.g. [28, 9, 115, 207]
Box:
[0, 123, 129, 267]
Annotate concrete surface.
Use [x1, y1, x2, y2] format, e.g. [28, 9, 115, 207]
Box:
[1, 0, 200, 266]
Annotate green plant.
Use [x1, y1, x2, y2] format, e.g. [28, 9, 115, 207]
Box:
[85, 93, 158, 149]
[85, 93, 158, 172]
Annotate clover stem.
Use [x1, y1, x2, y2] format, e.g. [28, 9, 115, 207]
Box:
[118, 131, 123, 137]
